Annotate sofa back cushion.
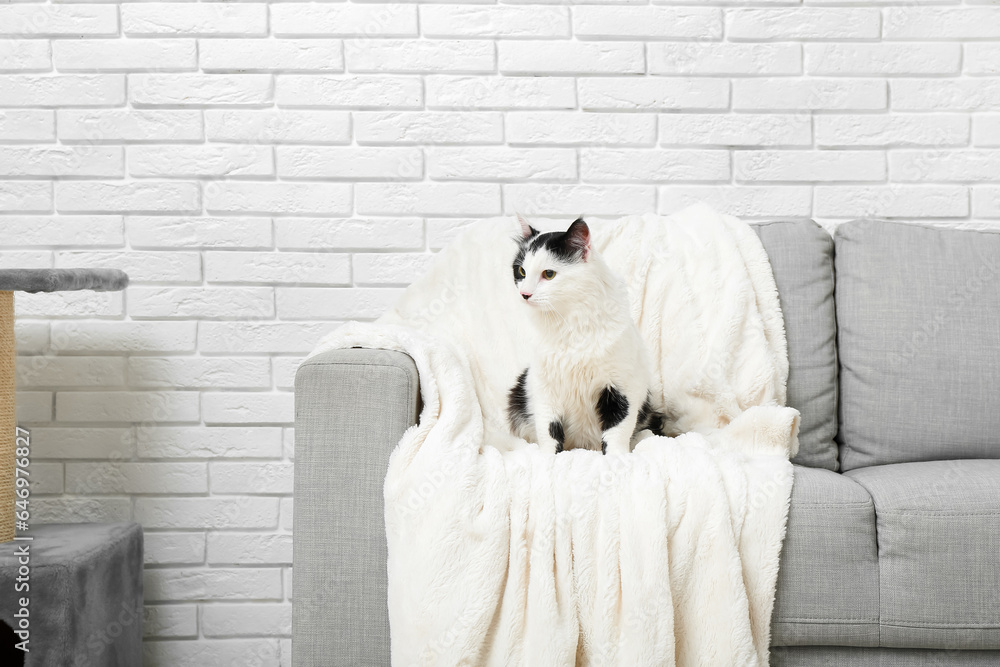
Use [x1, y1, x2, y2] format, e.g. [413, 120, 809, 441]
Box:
[754, 220, 839, 471]
[835, 220, 1000, 471]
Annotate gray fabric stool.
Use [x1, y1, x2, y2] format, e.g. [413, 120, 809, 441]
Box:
[0, 523, 143, 666]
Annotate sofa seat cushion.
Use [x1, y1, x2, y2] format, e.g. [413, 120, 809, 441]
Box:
[772, 647, 1000, 667]
[754, 220, 839, 471]
[834, 220, 1000, 471]
[772, 465, 878, 647]
[846, 460, 1000, 649]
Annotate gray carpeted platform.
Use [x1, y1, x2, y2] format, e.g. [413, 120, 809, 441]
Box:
[0, 269, 129, 294]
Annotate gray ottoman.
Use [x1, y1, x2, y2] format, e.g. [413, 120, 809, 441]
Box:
[0, 523, 143, 667]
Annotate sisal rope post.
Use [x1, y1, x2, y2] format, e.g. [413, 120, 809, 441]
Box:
[0, 291, 15, 542]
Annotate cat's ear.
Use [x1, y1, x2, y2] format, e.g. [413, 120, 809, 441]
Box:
[565, 217, 591, 261]
[515, 213, 537, 240]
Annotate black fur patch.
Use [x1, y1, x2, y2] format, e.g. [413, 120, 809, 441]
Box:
[527, 230, 580, 263]
[601, 439, 608, 455]
[635, 393, 666, 437]
[597, 385, 629, 431]
[517, 217, 586, 263]
[507, 369, 531, 432]
[512, 226, 539, 283]
[549, 420, 565, 454]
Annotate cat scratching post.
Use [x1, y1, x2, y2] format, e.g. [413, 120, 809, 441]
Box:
[0, 291, 14, 543]
[0, 269, 128, 543]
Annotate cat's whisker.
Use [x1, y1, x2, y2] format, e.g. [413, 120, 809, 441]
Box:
[546, 303, 573, 330]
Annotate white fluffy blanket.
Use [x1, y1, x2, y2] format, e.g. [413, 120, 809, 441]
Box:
[310, 204, 800, 667]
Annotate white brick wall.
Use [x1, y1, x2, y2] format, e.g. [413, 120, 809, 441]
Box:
[3, 2, 997, 664]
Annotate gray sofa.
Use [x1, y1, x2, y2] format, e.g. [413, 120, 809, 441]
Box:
[293, 219, 1000, 666]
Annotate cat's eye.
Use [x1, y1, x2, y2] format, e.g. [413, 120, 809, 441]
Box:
[517, 266, 526, 278]
[543, 270, 556, 280]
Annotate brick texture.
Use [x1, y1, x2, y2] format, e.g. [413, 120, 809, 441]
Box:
[2, 4, 993, 663]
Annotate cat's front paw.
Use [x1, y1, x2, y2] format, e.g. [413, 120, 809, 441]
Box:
[537, 440, 560, 455]
[601, 436, 630, 455]
[540, 419, 565, 455]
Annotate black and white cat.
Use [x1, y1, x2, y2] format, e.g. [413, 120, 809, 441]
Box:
[507, 215, 664, 454]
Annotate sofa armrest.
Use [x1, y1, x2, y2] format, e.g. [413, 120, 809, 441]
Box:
[292, 348, 420, 667]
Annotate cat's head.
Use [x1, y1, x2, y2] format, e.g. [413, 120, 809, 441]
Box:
[512, 215, 592, 310]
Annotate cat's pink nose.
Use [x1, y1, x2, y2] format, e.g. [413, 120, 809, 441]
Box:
[521, 292, 531, 300]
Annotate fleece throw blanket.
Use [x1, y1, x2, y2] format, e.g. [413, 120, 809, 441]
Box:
[310, 204, 800, 667]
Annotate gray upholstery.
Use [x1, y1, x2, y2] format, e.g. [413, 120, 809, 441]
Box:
[293, 348, 419, 667]
[846, 460, 1000, 649]
[771, 647, 1000, 666]
[754, 220, 839, 471]
[0, 523, 143, 667]
[772, 466, 878, 647]
[0, 268, 128, 293]
[834, 220, 1000, 471]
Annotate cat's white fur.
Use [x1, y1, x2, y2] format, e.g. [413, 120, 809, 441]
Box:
[513, 214, 653, 454]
